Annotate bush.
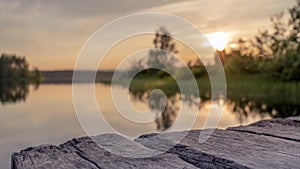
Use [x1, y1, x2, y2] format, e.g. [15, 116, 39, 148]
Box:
[225, 53, 261, 75]
[270, 52, 300, 81]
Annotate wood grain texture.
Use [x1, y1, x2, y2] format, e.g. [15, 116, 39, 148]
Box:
[12, 116, 300, 169]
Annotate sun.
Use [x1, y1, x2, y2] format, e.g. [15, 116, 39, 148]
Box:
[206, 32, 230, 51]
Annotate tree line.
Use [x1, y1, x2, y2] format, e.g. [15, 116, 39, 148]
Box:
[136, 1, 300, 82]
[224, 1, 300, 81]
[0, 53, 42, 83]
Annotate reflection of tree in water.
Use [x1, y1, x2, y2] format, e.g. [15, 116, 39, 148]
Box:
[0, 54, 42, 105]
[129, 85, 300, 130]
[190, 85, 300, 123]
[227, 96, 300, 123]
[154, 94, 180, 131]
[0, 82, 39, 105]
[129, 89, 180, 131]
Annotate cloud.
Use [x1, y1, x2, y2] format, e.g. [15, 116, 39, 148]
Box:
[147, 0, 295, 37]
[0, 0, 183, 69]
[0, 0, 296, 70]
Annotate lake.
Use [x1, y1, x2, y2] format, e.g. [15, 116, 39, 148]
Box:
[0, 82, 297, 168]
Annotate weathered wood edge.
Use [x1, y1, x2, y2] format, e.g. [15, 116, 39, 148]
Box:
[11, 116, 300, 169]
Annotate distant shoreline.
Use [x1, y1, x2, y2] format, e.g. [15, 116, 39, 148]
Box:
[40, 70, 114, 84]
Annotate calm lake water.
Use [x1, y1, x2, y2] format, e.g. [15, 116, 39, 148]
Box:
[0, 83, 279, 168]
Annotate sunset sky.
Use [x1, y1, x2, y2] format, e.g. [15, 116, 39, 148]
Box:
[0, 0, 296, 70]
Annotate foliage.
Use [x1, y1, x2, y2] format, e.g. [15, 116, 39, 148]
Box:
[129, 70, 179, 97]
[190, 65, 208, 78]
[148, 27, 178, 69]
[270, 52, 300, 81]
[128, 74, 300, 119]
[225, 51, 261, 75]
[225, 75, 300, 118]
[0, 53, 42, 83]
[237, 1, 300, 58]
[128, 27, 179, 78]
[223, 1, 300, 81]
[224, 49, 300, 81]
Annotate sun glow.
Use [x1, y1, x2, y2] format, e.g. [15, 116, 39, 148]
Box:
[206, 32, 231, 51]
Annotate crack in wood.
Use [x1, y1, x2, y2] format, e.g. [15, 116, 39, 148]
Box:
[70, 141, 103, 169]
[11, 116, 300, 169]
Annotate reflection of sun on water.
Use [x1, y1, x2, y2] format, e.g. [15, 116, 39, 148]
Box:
[206, 32, 231, 51]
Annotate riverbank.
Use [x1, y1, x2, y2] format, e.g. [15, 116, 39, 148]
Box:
[12, 116, 300, 169]
[40, 70, 114, 84]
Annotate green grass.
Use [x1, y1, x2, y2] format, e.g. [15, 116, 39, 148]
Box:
[109, 74, 300, 118]
[112, 74, 300, 103]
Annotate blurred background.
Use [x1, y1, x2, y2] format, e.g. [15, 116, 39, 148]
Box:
[1, 0, 300, 168]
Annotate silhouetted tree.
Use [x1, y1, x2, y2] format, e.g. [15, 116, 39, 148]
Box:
[148, 27, 178, 69]
[0, 53, 42, 104]
[237, 1, 300, 58]
[0, 54, 40, 81]
[226, 2, 300, 81]
[128, 27, 179, 77]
